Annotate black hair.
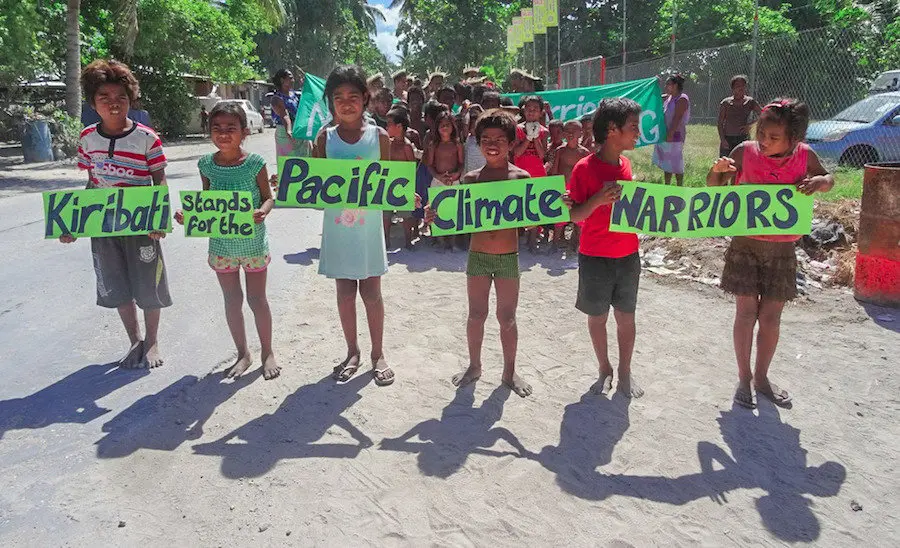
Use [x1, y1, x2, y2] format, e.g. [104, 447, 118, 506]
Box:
[521, 95, 542, 109]
[474, 109, 517, 144]
[666, 73, 686, 92]
[758, 98, 810, 142]
[386, 107, 410, 130]
[730, 74, 748, 89]
[407, 86, 426, 104]
[272, 68, 292, 89]
[499, 96, 514, 107]
[209, 101, 248, 130]
[423, 99, 447, 122]
[549, 119, 564, 129]
[592, 97, 642, 144]
[472, 84, 488, 105]
[432, 110, 459, 144]
[437, 85, 456, 100]
[324, 65, 369, 109]
[482, 90, 501, 106]
[455, 83, 472, 102]
[375, 87, 393, 103]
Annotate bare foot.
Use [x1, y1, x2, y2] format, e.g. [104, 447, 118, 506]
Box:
[617, 373, 644, 398]
[503, 372, 533, 397]
[262, 353, 281, 380]
[451, 364, 482, 387]
[226, 353, 253, 378]
[118, 340, 144, 369]
[142, 341, 164, 369]
[590, 370, 614, 395]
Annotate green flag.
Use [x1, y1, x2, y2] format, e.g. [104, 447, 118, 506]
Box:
[43, 187, 172, 238]
[292, 73, 332, 141]
[429, 176, 570, 236]
[504, 77, 666, 147]
[545, 0, 559, 27]
[179, 191, 256, 238]
[276, 156, 417, 211]
[512, 17, 523, 49]
[534, 0, 547, 34]
[609, 182, 814, 237]
[521, 8, 534, 43]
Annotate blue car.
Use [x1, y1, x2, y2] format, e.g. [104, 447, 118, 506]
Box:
[807, 92, 900, 167]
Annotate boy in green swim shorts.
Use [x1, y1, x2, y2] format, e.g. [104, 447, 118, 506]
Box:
[425, 109, 533, 397]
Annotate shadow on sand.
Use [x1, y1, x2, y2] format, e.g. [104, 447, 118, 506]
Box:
[0, 362, 148, 441]
[191, 373, 373, 478]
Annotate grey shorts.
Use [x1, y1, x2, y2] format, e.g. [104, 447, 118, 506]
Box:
[91, 235, 172, 310]
[576, 252, 640, 315]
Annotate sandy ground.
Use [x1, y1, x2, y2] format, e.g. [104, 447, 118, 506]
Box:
[1, 133, 898, 546]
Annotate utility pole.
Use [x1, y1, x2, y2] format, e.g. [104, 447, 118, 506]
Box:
[622, 0, 627, 79]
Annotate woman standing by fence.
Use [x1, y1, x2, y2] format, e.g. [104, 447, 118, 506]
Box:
[653, 74, 691, 185]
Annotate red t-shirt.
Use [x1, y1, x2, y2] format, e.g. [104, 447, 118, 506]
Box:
[514, 123, 549, 177]
[567, 154, 639, 258]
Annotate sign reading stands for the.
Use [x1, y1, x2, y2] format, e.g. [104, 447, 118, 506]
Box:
[276, 156, 417, 211]
[429, 176, 570, 236]
[293, 73, 332, 141]
[505, 77, 666, 147]
[43, 186, 171, 239]
[609, 182, 814, 238]
[179, 191, 255, 239]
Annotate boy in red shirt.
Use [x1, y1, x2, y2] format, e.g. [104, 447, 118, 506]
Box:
[564, 98, 644, 398]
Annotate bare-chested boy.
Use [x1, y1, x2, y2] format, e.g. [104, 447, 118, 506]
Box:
[385, 107, 419, 249]
[425, 109, 533, 397]
[551, 120, 591, 251]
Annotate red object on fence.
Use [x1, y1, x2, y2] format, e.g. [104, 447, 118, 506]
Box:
[855, 162, 900, 307]
[600, 57, 606, 84]
[557, 68, 561, 88]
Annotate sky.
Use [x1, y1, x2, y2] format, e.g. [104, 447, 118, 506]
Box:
[369, 0, 403, 63]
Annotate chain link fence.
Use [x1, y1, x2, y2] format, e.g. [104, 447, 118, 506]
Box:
[561, 26, 900, 167]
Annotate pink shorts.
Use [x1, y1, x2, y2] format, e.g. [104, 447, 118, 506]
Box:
[208, 254, 271, 273]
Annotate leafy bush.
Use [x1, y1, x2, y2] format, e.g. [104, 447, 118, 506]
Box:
[49, 110, 82, 157]
[136, 70, 195, 139]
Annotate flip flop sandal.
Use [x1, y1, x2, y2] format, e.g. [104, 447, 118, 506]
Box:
[757, 384, 792, 407]
[333, 355, 362, 384]
[372, 359, 395, 387]
[733, 384, 756, 409]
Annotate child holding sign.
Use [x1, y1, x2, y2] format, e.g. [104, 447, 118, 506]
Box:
[175, 102, 279, 380]
[708, 98, 833, 409]
[312, 65, 395, 387]
[65, 59, 172, 370]
[565, 98, 644, 399]
[425, 110, 534, 398]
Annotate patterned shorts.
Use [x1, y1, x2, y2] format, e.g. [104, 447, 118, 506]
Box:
[208, 254, 271, 273]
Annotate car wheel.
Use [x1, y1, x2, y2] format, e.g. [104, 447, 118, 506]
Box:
[840, 145, 878, 168]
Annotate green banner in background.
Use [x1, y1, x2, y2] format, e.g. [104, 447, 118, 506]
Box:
[505, 77, 666, 147]
[43, 186, 171, 238]
[276, 156, 417, 211]
[292, 73, 332, 141]
[609, 182, 814, 237]
[430, 176, 570, 236]
[180, 191, 256, 238]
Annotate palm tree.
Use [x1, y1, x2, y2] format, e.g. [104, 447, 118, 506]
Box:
[65, 0, 81, 119]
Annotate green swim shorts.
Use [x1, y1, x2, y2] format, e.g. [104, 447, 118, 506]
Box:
[466, 251, 520, 279]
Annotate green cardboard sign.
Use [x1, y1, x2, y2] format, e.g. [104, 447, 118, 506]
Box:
[275, 156, 417, 211]
[504, 77, 666, 147]
[43, 186, 171, 238]
[430, 176, 570, 236]
[609, 182, 814, 237]
[179, 191, 256, 239]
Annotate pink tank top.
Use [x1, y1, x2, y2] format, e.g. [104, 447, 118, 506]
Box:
[736, 141, 809, 242]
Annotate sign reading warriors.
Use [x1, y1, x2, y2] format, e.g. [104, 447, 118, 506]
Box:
[505, 77, 666, 147]
[609, 182, 814, 238]
[276, 157, 417, 211]
[43, 186, 172, 239]
[429, 176, 570, 236]
[180, 191, 255, 239]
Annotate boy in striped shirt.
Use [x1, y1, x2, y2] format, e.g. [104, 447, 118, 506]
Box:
[62, 59, 172, 369]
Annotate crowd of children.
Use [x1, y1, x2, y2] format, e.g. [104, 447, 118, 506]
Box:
[68, 59, 834, 410]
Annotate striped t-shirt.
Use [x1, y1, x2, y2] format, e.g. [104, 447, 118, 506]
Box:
[77, 122, 167, 187]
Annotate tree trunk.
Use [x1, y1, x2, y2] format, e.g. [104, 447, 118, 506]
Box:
[65, 0, 82, 119]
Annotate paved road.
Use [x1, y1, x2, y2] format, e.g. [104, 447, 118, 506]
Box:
[0, 131, 324, 534]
